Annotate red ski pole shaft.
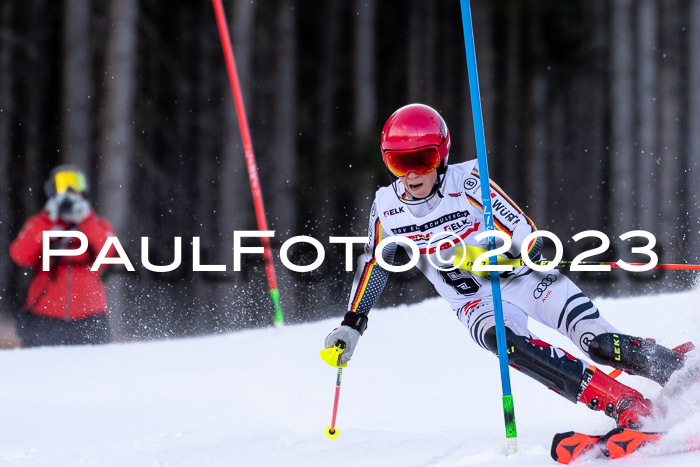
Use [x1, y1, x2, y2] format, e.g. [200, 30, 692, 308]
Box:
[330, 367, 343, 431]
[324, 341, 346, 439]
[211, 0, 284, 325]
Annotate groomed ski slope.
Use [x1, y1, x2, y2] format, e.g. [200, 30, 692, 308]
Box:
[1, 287, 699, 466]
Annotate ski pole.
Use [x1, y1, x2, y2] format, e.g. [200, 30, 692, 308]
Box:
[320, 341, 347, 439]
[326, 366, 343, 439]
[211, 0, 285, 327]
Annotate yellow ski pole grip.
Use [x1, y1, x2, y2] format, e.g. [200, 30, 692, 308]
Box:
[320, 340, 347, 368]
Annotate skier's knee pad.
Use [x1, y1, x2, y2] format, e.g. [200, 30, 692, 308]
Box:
[587, 333, 619, 365]
[482, 326, 527, 356]
[482, 326, 531, 354]
[482, 326, 500, 354]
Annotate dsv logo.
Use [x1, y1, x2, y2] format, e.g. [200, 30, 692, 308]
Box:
[533, 274, 557, 299]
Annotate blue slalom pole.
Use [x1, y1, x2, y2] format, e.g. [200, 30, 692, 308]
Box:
[460, 0, 517, 453]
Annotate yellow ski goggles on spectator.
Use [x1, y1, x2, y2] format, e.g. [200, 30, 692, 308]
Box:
[53, 170, 87, 194]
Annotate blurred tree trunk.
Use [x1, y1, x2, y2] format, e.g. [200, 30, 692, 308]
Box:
[688, 0, 700, 261]
[315, 1, 347, 319]
[658, 0, 683, 261]
[407, 0, 436, 103]
[635, 0, 658, 230]
[61, 0, 92, 170]
[353, 0, 376, 140]
[610, 0, 634, 232]
[318, 1, 342, 154]
[268, 0, 298, 319]
[0, 2, 14, 305]
[316, 0, 343, 242]
[174, 6, 199, 336]
[471, 1, 494, 173]
[195, 4, 228, 334]
[501, 8, 522, 192]
[269, 1, 297, 235]
[97, 0, 138, 339]
[584, 0, 608, 231]
[558, 1, 609, 239]
[548, 94, 565, 230]
[352, 0, 377, 233]
[525, 15, 549, 225]
[217, 0, 258, 322]
[23, 0, 50, 215]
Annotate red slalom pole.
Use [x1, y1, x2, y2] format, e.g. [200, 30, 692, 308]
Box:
[539, 261, 700, 271]
[212, 0, 284, 326]
[625, 263, 700, 271]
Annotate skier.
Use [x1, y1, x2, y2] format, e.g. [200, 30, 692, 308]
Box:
[322, 103, 691, 430]
[10, 165, 116, 347]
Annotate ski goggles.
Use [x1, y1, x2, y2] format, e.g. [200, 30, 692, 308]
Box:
[53, 170, 87, 194]
[383, 147, 441, 177]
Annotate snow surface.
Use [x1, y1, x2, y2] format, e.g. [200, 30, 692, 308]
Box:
[1, 288, 700, 466]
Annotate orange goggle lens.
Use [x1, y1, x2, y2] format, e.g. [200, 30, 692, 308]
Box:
[54, 171, 87, 194]
[384, 148, 440, 177]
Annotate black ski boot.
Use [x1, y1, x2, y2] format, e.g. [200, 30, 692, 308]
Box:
[588, 333, 693, 385]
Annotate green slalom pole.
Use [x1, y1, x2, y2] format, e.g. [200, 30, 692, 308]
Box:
[270, 289, 284, 326]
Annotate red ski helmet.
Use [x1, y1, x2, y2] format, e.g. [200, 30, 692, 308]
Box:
[381, 104, 451, 177]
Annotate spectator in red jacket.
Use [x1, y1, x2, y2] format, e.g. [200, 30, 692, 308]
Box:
[10, 165, 116, 347]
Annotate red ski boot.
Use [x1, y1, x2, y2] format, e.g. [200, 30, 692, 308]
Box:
[578, 367, 653, 429]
